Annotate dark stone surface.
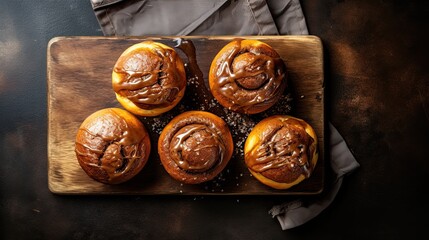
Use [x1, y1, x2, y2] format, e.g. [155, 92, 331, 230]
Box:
[301, 0, 429, 238]
[1, 0, 427, 239]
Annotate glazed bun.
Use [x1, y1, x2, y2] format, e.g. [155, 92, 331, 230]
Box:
[209, 39, 287, 114]
[244, 115, 318, 189]
[112, 41, 186, 116]
[75, 108, 151, 184]
[158, 111, 234, 184]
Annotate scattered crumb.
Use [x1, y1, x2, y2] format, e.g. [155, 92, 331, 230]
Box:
[135, 64, 294, 194]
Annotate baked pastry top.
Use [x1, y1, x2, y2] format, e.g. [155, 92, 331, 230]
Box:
[209, 39, 287, 114]
[158, 111, 234, 184]
[112, 41, 186, 116]
[75, 108, 151, 184]
[244, 115, 318, 189]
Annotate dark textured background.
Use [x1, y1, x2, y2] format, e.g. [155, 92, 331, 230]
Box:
[1, 0, 428, 239]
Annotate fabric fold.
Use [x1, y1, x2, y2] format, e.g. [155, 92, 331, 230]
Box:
[269, 123, 359, 230]
[245, 0, 279, 35]
[266, 0, 308, 35]
[91, 0, 281, 36]
[176, 0, 228, 36]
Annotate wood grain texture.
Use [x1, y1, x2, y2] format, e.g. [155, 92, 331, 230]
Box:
[47, 36, 324, 195]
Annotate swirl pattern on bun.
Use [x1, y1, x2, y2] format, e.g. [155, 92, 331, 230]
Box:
[112, 41, 186, 116]
[244, 115, 318, 189]
[209, 39, 287, 114]
[75, 108, 151, 184]
[158, 111, 234, 184]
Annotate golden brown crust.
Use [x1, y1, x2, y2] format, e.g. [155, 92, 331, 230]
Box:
[209, 39, 287, 114]
[244, 115, 318, 189]
[112, 41, 186, 116]
[75, 108, 151, 184]
[158, 111, 234, 184]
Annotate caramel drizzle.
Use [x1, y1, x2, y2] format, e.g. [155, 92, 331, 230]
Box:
[169, 124, 225, 172]
[75, 109, 145, 182]
[113, 43, 184, 109]
[214, 39, 285, 112]
[174, 38, 204, 86]
[247, 120, 313, 177]
[174, 38, 215, 105]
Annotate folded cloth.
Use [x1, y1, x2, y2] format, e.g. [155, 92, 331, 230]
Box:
[90, 0, 308, 36]
[269, 123, 359, 230]
[90, 0, 359, 230]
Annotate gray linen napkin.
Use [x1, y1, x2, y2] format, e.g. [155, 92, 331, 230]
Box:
[90, 0, 359, 230]
[90, 0, 308, 36]
[268, 123, 359, 230]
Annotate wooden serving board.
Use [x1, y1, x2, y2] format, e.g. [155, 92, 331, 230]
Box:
[47, 36, 324, 195]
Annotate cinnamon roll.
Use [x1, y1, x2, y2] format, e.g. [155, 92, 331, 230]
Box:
[158, 111, 234, 184]
[209, 39, 287, 114]
[75, 108, 151, 184]
[112, 41, 186, 116]
[244, 115, 318, 189]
